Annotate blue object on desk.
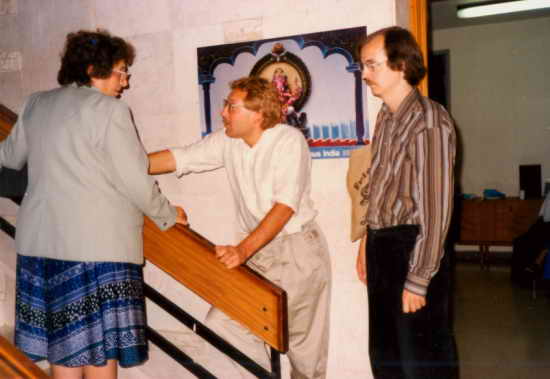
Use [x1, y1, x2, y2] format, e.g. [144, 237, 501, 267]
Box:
[483, 189, 506, 199]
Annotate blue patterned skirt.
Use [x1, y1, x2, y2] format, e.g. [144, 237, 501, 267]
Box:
[15, 254, 149, 368]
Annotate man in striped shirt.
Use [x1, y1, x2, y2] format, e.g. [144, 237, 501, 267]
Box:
[356, 27, 458, 378]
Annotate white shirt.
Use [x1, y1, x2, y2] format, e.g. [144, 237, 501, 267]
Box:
[170, 124, 317, 236]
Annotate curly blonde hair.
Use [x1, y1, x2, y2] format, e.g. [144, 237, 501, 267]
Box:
[230, 77, 283, 130]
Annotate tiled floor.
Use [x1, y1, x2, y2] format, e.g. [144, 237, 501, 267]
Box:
[454, 261, 550, 379]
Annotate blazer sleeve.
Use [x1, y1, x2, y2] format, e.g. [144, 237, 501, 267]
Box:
[0, 98, 32, 171]
[104, 101, 177, 230]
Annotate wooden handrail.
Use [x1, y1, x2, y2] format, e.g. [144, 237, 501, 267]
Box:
[0, 103, 289, 353]
[0, 104, 17, 141]
[144, 218, 288, 352]
[0, 335, 50, 378]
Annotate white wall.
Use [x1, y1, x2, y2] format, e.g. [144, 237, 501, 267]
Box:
[0, 199, 17, 337]
[0, 0, 406, 377]
[433, 16, 550, 197]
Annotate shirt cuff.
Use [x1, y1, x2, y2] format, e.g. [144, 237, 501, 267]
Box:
[272, 196, 299, 214]
[155, 205, 178, 231]
[404, 272, 430, 296]
[169, 148, 190, 178]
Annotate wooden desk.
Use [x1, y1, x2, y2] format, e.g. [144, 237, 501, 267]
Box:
[458, 197, 543, 268]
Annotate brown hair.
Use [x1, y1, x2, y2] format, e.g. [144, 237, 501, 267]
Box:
[57, 29, 135, 86]
[357, 26, 426, 86]
[230, 77, 283, 130]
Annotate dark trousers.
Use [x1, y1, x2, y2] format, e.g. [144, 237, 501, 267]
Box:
[366, 225, 458, 379]
[511, 217, 550, 286]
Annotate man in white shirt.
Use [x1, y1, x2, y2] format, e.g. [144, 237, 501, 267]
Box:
[148, 76, 331, 379]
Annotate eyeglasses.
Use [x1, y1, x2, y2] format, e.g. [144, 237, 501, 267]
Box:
[360, 59, 387, 73]
[223, 99, 246, 112]
[112, 69, 131, 81]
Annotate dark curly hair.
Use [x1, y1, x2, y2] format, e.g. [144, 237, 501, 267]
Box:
[57, 29, 135, 86]
[357, 26, 426, 87]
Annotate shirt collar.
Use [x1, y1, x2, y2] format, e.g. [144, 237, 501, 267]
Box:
[380, 88, 421, 123]
[69, 82, 101, 93]
[238, 124, 281, 150]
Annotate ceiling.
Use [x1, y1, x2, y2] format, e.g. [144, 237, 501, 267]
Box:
[430, 0, 550, 30]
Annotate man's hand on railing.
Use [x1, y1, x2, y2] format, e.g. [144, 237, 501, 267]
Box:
[175, 206, 189, 226]
[214, 202, 293, 269]
[215, 245, 249, 269]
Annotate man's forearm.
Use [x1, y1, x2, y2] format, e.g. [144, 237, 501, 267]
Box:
[148, 150, 177, 174]
[238, 202, 295, 260]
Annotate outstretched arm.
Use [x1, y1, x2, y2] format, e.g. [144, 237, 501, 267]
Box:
[148, 150, 176, 174]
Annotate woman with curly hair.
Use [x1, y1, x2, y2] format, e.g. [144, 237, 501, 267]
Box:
[0, 30, 187, 378]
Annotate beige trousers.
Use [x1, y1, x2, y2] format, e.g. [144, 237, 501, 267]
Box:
[205, 221, 332, 379]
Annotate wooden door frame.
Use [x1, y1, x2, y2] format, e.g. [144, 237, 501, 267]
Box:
[409, 0, 429, 96]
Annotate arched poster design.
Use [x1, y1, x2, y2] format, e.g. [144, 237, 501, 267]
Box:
[197, 26, 369, 159]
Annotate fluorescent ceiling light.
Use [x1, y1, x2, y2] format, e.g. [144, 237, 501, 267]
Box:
[457, 0, 550, 19]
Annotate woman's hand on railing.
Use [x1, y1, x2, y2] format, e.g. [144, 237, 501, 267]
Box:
[175, 206, 189, 226]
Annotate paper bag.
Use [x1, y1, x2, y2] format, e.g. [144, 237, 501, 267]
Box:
[346, 145, 371, 242]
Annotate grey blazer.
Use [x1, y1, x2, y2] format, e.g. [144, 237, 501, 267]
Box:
[0, 85, 176, 264]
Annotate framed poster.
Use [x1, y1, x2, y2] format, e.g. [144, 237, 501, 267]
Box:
[197, 26, 369, 159]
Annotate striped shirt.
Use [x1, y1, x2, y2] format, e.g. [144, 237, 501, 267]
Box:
[364, 89, 456, 296]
